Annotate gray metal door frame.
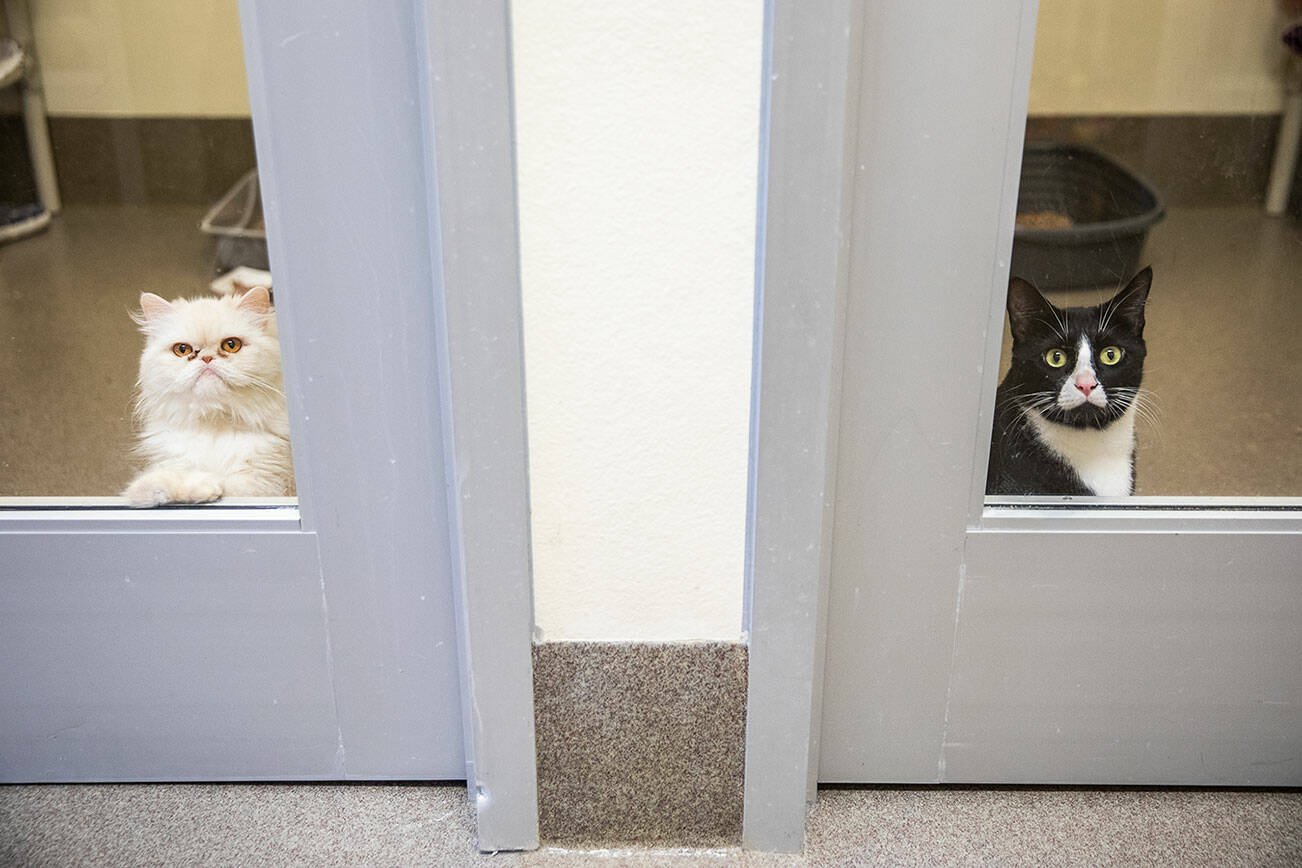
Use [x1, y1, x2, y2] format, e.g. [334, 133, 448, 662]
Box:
[0, 0, 537, 851]
[741, 0, 860, 852]
[743, 0, 1301, 852]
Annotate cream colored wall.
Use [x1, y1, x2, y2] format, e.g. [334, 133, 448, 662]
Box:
[512, 1, 762, 641]
[1029, 0, 1285, 115]
[30, 1, 1283, 120]
[30, 0, 250, 117]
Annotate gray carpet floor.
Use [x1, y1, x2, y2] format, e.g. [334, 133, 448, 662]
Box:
[2, 783, 1299, 866]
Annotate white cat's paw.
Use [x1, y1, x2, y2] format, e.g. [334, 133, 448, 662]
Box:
[122, 469, 223, 507]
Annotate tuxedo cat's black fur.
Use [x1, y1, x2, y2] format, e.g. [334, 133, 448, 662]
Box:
[987, 268, 1152, 496]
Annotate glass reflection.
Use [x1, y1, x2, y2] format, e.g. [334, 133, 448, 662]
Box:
[0, 2, 293, 503]
[989, 1, 1302, 497]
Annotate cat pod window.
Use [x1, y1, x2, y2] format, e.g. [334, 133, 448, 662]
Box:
[0, 8, 296, 508]
[983, 2, 1302, 500]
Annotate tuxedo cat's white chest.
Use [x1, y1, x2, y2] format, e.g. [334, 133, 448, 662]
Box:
[1029, 407, 1136, 496]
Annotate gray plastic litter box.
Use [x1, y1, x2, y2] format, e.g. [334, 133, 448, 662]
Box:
[201, 169, 269, 274]
[1011, 143, 1165, 291]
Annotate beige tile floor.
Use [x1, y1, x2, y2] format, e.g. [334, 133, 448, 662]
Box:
[0, 205, 213, 497]
[2, 783, 1299, 866]
[2, 203, 1299, 498]
[998, 205, 1302, 497]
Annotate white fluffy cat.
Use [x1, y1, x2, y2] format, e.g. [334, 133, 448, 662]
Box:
[122, 287, 294, 506]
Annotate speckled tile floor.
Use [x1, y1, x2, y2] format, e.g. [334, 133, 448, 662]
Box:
[996, 205, 1302, 497]
[2, 784, 1299, 866]
[3, 204, 1301, 498]
[0, 204, 215, 497]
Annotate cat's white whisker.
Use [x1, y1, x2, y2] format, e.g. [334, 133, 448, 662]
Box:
[1124, 388, 1163, 436]
[1053, 313, 1070, 343]
[230, 371, 287, 399]
[1030, 316, 1068, 342]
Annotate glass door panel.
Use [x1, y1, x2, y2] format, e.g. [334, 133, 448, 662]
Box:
[987, 1, 1302, 499]
[819, 0, 1301, 784]
[0, 0, 491, 791]
[742, 3, 1302, 818]
[1, 0, 293, 507]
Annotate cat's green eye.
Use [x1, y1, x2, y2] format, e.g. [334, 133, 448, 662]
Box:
[1044, 349, 1068, 368]
[222, 337, 243, 353]
[172, 343, 192, 357]
[1099, 346, 1123, 365]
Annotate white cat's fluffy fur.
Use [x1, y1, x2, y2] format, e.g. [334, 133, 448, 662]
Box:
[122, 287, 293, 506]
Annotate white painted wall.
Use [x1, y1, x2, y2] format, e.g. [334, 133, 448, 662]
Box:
[512, 1, 763, 641]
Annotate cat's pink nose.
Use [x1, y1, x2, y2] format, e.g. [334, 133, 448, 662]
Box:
[1075, 374, 1097, 396]
[201, 355, 214, 363]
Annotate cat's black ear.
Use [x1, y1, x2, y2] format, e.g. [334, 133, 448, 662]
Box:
[1006, 276, 1057, 343]
[1105, 267, 1152, 336]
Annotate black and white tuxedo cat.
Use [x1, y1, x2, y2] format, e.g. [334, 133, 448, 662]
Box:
[987, 268, 1153, 496]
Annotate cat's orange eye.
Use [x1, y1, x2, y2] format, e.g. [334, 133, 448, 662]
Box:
[221, 337, 243, 353]
[1044, 349, 1068, 368]
[1099, 346, 1123, 365]
[171, 343, 193, 357]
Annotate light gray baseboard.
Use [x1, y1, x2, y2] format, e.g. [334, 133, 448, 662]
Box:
[1025, 114, 1280, 207]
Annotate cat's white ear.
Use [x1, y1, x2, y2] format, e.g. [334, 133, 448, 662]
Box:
[236, 286, 272, 315]
[138, 292, 173, 323]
